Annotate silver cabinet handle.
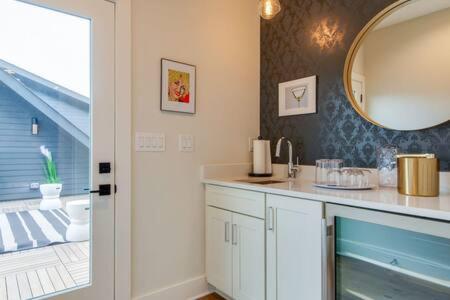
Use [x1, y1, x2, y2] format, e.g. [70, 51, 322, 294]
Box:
[267, 207, 274, 231]
[232, 224, 237, 245]
[225, 222, 230, 243]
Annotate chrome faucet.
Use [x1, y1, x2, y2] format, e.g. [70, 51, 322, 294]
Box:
[275, 137, 299, 178]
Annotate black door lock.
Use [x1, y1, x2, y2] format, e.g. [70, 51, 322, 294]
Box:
[99, 162, 111, 174]
[90, 184, 111, 196]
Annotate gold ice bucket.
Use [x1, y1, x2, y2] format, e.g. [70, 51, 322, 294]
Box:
[397, 154, 439, 197]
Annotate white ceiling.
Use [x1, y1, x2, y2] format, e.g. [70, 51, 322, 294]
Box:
[375, 0, 450, 30]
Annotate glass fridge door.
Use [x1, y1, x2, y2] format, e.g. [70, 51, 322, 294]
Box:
[326, 204, 450, 300]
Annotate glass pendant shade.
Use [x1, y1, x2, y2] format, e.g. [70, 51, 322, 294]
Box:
[259, 0, 281, 20]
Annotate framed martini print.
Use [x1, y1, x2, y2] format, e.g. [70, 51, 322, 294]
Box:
[278, 75, 317, 117]
[161, 58, 196, 114]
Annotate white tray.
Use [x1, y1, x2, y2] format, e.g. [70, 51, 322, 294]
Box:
[313, 184, 376, 190]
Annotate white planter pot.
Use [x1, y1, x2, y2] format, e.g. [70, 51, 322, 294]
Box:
[39, 183, 63, 210]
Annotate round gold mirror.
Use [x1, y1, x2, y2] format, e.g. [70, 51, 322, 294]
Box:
[344, 0, 450, 131]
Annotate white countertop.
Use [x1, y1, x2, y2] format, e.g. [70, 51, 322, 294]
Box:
[202, 174, 450, 222]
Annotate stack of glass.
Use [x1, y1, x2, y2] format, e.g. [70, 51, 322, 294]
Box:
[315, 159, 371, 188]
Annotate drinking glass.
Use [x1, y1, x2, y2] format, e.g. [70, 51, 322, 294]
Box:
[315, 159, 329, 184]
[341, 168, 372, 188]
[327, 159, 344, 186]
[316, 159, 343, 185]
[377, 145, 398, 187]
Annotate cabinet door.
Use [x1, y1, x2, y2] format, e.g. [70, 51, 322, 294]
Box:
[206, 206, 233, 296]
[232, 213, 265, 300]
[267, 195, 324, 300]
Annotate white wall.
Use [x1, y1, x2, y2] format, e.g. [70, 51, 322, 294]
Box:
[131, 0, 260, 299]
[363, 8, 450, 130]
[352, 45, 364, 75]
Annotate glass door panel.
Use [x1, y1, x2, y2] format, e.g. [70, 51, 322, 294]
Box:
[335, 217, 450, 300]
[0, 0, 114, 299]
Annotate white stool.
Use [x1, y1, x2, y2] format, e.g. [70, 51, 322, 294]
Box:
[40, 197, 62, 210]
[66, 200, 90, 242]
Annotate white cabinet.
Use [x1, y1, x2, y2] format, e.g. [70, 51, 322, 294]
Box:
[205, 185, 325, 300]
[266, 194, 324, 300]
[206, 206, 233, 296]
[206, 185, 265, 300]
[232, 213, 265, 300]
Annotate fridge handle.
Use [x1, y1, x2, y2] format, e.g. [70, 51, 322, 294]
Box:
[322, 217, 335, 300]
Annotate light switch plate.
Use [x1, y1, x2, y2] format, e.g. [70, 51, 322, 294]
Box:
[135, 132, 165, 152]
[178, 134, 194, 152]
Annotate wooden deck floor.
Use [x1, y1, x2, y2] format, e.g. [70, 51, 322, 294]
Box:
[0, 198, 90, 300]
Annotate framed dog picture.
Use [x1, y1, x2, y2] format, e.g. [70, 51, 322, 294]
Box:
[278, 75, 317, 117]
[161, 58, 196, 114]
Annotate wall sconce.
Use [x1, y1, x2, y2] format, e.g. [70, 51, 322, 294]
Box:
[259, 0, 281, 20]
[31, 117, 39, 135]
[311, 19, 344, 51]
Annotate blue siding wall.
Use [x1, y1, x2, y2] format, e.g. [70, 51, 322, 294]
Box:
[0, 82, 89, 201]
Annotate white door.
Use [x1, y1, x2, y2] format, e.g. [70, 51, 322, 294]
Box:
[232, 213, 265, 300]
[266, 195, 323, 300]
[206, 206, 233, 297]
[0, 0, 115, 299]
[351, 73, 366, 112]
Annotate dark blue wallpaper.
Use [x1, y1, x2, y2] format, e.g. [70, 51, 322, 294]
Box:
[260, 0, 450, 171]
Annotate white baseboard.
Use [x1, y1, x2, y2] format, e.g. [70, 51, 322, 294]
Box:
[134, 275, 209, 300]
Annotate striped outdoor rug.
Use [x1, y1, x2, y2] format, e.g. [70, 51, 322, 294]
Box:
[0, 208, 70, 254]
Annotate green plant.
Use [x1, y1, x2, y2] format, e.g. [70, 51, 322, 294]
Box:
[40, 145, 60, 184]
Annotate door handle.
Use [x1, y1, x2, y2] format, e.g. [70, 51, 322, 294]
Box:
[267, 207, 274, 231]
[225, 222, 230, 243]
[89, 184, 111, 196]
[232, 224, 237, 245]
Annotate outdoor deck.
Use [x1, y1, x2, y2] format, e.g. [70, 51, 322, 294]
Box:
[0, 198, 90, 300]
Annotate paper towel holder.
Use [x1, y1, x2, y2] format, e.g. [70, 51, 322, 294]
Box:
[248, 172, 273, 177]
[249, 136, 273, 177]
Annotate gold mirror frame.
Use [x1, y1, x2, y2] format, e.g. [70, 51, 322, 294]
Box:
[343, 0, 448, 130]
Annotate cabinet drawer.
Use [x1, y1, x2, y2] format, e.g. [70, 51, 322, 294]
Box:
[206, 185, 265, 219]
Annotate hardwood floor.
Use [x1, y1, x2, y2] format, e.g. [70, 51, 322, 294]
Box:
[197, 293, 225, 300]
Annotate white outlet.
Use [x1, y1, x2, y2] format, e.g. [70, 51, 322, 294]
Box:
[30, 182, 40, 190]
[135, 132, 165, 152]
[179, 134, 194, 152]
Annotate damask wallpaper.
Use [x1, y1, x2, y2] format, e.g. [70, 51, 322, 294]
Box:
[260, 0, 450, 171]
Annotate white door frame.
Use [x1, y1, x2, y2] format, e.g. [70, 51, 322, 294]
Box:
[113, 1, 132, 299]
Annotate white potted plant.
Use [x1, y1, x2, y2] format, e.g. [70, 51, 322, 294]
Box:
[39, 145, 63, 210]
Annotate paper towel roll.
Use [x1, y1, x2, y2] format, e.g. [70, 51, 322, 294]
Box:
[253, 140, 266, 174]
[253, 140, 272, 175]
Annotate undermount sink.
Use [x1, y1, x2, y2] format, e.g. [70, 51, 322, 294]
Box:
[236, 179, 286, 185]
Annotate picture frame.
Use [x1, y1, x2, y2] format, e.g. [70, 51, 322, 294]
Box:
[278, 75, 317, 117]
[161, 58, 196, 114]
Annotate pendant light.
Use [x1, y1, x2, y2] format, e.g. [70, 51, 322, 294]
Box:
[259, 0, 281, 20]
